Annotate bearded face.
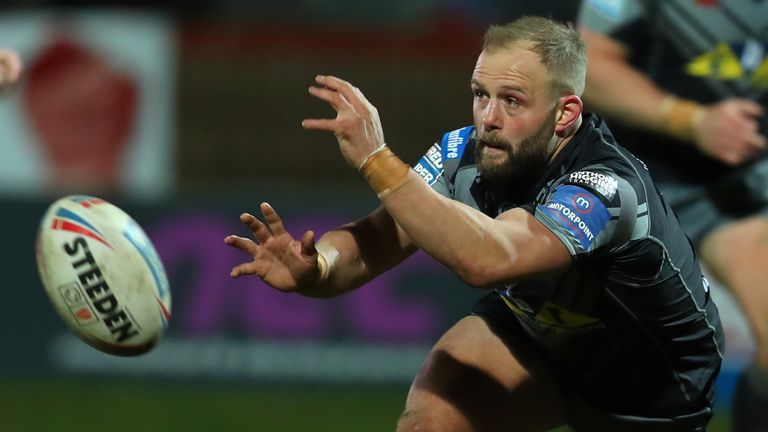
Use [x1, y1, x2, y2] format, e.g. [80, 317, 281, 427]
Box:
[474, 107, 557, 185]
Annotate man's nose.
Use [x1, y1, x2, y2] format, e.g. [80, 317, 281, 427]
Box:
[482, 99, 502, 131]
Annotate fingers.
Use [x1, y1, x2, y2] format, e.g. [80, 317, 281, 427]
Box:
[733, 99, 764, 118]
[718, 152, 742, 166]
[240, 212, 271, 243]
[718, 145, 764, 166]
[229, 261, 261, 278]
[301, 80, 355, 131]
[301, 118, 339, 131]
[300, 230, 317, 257]
[315, 75, 353, 97]
[260, 202, 287, 236]
[306, 85, 346, 111]
[224, 234, 264, 278]
[235, 203, 289, 241]
[224, 235, 259, 255]
[748, 132, 767, 151]
[312, 74, 369, 113]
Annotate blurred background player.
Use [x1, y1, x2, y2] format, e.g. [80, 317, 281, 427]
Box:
[578, 0, 767, 430]
[227, 16, 723, 431]
[0, 47, 22, 91]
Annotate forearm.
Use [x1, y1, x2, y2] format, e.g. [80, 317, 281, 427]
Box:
[584, 56, 667, 131]
[582, 30, 703, 141]
[357, 148, 570, 287]
[380, 175, 511, 287]
[363, 154, 518, 286]
[301, 207, 416, 298]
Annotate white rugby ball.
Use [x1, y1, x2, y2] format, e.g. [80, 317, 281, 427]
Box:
[35, 195, 171, 356]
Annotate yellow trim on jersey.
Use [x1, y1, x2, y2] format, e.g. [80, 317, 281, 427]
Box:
[534, 301, 600, 328]
[500, 295, 601, 329]
[500, 294, 530, 316]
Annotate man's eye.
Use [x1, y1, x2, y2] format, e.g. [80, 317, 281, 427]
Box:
[504, 97, 519, 107]
[473, 90, 487, 98]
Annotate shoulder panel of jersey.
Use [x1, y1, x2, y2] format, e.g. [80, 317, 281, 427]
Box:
[413, 125, 475, 190]
[578, 0, 644, 34]
[535, 167, 641, 256]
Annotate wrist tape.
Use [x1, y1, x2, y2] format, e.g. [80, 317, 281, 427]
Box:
[658, 95, 705, 141]
[315, 244, 339, 284]
[359, 146, 411, 198]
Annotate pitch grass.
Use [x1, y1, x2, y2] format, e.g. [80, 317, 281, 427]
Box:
[0, 376, 731, 431]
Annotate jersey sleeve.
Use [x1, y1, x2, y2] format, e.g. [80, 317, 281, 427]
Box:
[578, 0, 644, 35]
[413, 142, 449, 197]
[534, 169, 638, 257]
[412, 126, 474, 199]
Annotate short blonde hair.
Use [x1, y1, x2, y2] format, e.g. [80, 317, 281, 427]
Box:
[483, 16, 586, 98]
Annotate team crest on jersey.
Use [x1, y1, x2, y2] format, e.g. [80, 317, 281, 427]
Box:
[567, 171, 618, 200]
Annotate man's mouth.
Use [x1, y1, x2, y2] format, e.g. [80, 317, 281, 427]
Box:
[480, 139, 508, 151]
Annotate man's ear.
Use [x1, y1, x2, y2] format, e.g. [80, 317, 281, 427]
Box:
[554, 95, 583, 137]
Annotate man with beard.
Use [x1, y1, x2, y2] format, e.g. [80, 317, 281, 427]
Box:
[226, 16, 723, 431]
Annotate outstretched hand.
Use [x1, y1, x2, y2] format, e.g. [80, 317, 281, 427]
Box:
[302, 75, 386, 169]
[695, 98, 766, 166]
[225, 202, 321, 292]
[0, 48, 22, 91]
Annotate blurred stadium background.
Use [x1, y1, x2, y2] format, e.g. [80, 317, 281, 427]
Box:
[0, 1, 748, 430]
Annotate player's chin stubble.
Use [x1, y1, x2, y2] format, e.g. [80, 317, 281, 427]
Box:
[475, 115, 557, 185]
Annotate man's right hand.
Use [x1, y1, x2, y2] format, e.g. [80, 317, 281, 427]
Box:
[225, 202, 322, 292]
[695, 98, 766, 166]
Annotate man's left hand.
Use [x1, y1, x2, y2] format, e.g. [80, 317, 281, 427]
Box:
[302, 75, 386, 169]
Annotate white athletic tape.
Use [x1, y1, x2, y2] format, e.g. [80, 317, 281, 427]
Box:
[316, 243, 339, 283]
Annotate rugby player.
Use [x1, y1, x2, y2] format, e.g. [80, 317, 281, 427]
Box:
[226, 16, 723, 431]
[578, 1, 768, 429]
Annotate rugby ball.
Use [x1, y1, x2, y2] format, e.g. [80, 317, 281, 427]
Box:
[35, 195, 171, 356]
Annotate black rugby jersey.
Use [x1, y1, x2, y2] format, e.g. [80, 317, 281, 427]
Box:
[579, 0, 768, 183]
[414, 113, 724, 418]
